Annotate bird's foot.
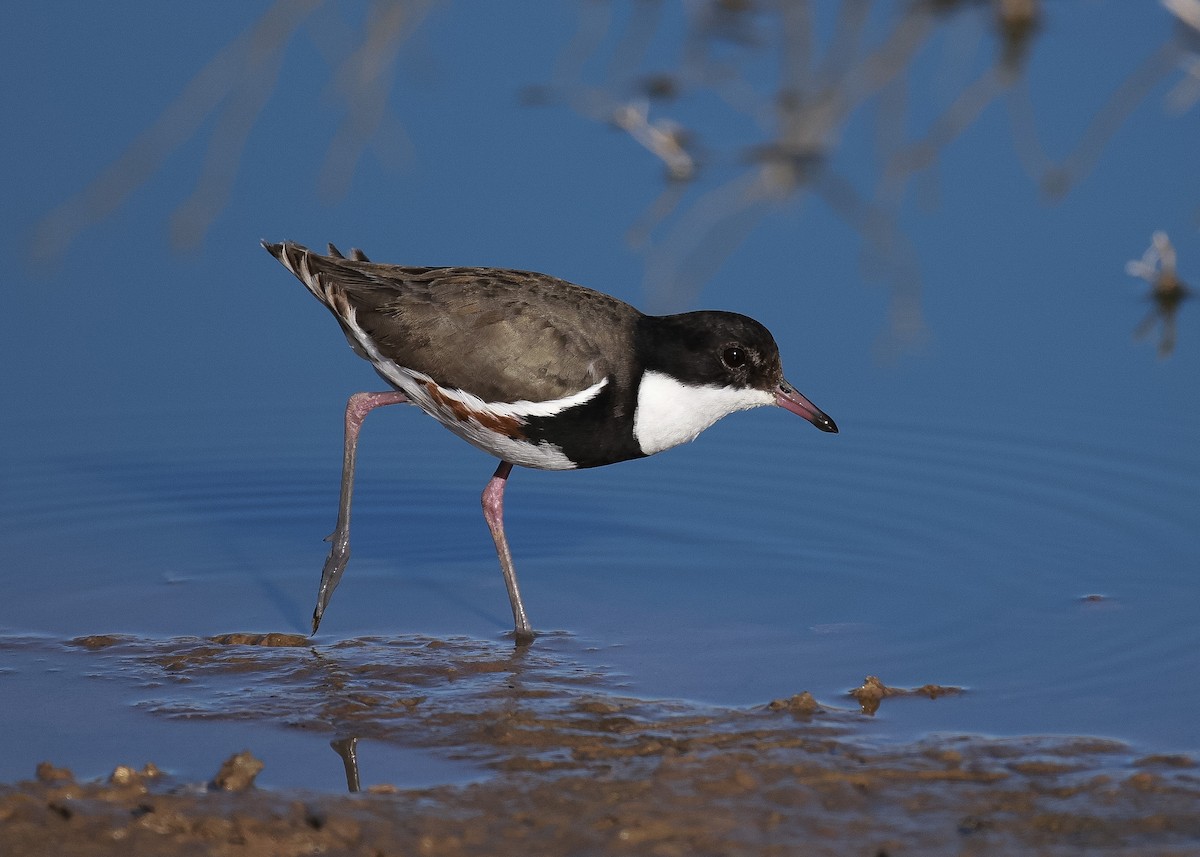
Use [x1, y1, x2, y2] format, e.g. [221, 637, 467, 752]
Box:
[311, 532, 350, 634]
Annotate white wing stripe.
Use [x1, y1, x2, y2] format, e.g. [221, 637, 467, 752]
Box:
[338, 305, 608, 416]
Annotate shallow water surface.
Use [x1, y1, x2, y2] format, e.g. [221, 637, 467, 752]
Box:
[1, 390, 1196, 787]
[1, 1, 1197, 801]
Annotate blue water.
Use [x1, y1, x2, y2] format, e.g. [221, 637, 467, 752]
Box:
[1, 2, 1197, 786]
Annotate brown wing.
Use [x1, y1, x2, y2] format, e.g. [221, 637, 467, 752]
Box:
[265, 241, 642, 404]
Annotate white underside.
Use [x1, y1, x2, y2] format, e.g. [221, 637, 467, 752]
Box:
[633, 369, 774, 456]
[338, 305, 606, 470]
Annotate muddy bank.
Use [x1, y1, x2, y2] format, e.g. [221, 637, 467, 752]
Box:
[1, 632, 1198, 855]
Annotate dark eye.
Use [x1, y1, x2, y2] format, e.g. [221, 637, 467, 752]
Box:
[721, 346, 747, 369]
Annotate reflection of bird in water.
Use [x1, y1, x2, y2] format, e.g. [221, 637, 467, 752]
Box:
[330, 737, 360, 793]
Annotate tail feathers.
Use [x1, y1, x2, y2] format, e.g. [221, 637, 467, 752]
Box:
[326, 242, 370, 262]
[261, 239, 336, 307]
[261, 239, 303, 272]
[262, 239, 378, 315]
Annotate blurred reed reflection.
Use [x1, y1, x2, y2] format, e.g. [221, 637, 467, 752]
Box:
[29, 1, 1198, 352]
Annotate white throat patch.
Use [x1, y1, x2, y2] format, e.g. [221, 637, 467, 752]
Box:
[633, 369, 774, 456]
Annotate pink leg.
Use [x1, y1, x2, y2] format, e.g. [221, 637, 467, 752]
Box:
[481, 461, 534, 643]
[312, 390, 409, 633]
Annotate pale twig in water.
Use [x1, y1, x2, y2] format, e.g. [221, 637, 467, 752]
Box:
[1125, 231, 1191, 358]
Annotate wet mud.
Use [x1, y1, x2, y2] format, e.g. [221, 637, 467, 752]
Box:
[2, 632, 1198, 855]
